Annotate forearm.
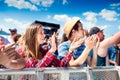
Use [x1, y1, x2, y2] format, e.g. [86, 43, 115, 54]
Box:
[9, 58, 26, 70]
[104, 31, 120, 47]
[108, 60, 118, 66]
[91, 48, 98, 67]
[71, 47, 91, 66]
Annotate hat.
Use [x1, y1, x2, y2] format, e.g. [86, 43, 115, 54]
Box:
[89, 27, 103, 36]
[9, 28, 17, 32]
[64, 19, 79, 38]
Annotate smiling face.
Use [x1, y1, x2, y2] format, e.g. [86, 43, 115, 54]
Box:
[36, 27, 45, 45]
[24, 23, 45, 59]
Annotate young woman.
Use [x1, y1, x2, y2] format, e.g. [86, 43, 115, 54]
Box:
[17, 22, 73, 68]
[58, 19, 98, 67]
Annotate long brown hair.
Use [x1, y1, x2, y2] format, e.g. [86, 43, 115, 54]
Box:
[24, 23, 45, 59]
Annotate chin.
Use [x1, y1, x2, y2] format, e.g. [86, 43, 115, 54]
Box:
[39, 41, 44, 44]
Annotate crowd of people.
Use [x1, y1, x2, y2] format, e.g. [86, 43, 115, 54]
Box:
[0, 19, 120, 70]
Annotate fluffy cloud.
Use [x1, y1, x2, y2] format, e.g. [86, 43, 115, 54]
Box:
[53, 14, 80, 22]
[99, 9, 118, 21]
[62, 0, 68, 5]
[100, 25, 108, 30]
[4, 18, 30, 33]
[5, 0, 38, 11]
[110, 3, 120, 10]
[119, 25, 120, 30]
[82, 12, 97, 29]
[83, 12, 97, 22]
[30, 0, 54, 7]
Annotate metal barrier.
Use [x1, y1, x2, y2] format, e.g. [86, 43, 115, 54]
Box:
[0, 67, 120, 80]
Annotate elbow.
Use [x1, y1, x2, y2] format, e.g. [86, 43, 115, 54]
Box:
[69, 61, 83, 67]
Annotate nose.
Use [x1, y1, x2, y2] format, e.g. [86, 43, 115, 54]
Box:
[84, 29, 88, 37]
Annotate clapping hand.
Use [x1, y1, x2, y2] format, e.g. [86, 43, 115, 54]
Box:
[49, 32, 57, 53]
[69, 38, 84, 53]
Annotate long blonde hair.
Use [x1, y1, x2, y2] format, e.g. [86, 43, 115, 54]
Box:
[24, 23, 44, 59]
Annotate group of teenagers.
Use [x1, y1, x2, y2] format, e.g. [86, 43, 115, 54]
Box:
[0, 19, 120, 70]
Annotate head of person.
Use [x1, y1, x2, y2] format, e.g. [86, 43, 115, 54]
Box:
[9, 28, 17, 36]
[0, 36, 10, 45]
[24, 23, 45, 59]
[64, 19, 84, 41]
[89, 27, 104, 41]
[0, 37, 5, 45]
[12, 34, 21, 43]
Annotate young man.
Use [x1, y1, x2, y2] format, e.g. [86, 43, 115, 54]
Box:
[8, 28, 17, 43]
[89, 27, 120, 66]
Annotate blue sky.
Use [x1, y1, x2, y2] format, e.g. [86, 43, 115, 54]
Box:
[0, 0, 120, 39]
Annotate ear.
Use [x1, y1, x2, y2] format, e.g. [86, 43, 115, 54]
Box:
[71, 29, 75, 34]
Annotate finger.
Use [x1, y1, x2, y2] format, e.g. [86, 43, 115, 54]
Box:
[4, 47, 16, 53]
[92, 35, 98, 42]
[5, 50, 17, 59]
[0, 45, 5, 52]
[72, 37, 77, 44]
[4, 47, 16, 55]
[4, 43, 15, 52]
[5, 43, 15, 50]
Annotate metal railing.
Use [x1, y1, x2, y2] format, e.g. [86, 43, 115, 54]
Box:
[0, 66, 120, 80]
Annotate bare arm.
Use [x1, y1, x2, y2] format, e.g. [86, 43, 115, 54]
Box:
[108, 60, 118, 66]
[69, 35, 97, 67]
[98, 31, 120, 57]
[90, 37, 100, 67]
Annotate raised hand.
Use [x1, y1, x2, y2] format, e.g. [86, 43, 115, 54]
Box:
[85, 35, 98, 49]
[49, 32, 57, 53]
[69, 38, 84, 53]
[0, 44, 14, 64]
[0, 43, 25, 69]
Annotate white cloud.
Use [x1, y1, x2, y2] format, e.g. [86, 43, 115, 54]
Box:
[99, 9, 118, 21]
[5, 0, 38, 11]
[100, 25, 108, 30]
[110, 3, 120, 10]
[4, 18, 30, 33]
[83, 12, 97, 23]
[62, 0, 68, 5]
[110, 3, 120, 7]
[118, 25, 120, 30]
[30, 0, 54, 7]
[82, 12, 97, 29]
[83, 21, 96, 30]
[53, 14, 80, 22]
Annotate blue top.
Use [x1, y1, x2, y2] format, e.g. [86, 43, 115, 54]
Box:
[108, 46, 116, 66]
[89, 50, 106, 66]
[58, 41, 87, 67]
[108, 46, 120, 66]
[89, 45, 120, 66]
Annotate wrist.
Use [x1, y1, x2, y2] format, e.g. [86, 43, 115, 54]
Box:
[69, 49, 73, 53]
[49, 49, 56, 53]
